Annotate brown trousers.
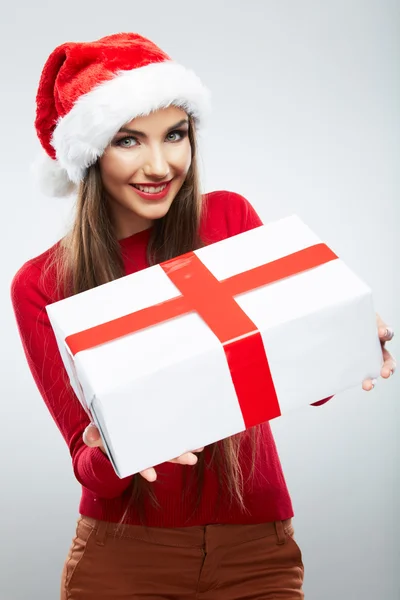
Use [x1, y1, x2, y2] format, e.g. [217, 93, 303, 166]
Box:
[61, 515, 304, 599]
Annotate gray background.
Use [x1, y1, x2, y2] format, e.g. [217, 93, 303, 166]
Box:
[1, 1, 399, 598]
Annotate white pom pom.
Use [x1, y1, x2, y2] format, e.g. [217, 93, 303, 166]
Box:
[31, 150, 77, 198]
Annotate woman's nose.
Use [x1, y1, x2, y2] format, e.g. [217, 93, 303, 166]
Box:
[142, 146, 170, 180]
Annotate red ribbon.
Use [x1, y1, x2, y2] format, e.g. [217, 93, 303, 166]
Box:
[66, 243, 337, 428]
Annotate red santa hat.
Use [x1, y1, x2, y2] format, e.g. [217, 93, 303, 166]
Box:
[33, 32, 211, 197]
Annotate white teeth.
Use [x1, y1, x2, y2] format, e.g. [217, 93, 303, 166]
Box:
[133, 183, 167, 194]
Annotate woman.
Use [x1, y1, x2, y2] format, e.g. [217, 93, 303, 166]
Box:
[11, 32, 395, 599]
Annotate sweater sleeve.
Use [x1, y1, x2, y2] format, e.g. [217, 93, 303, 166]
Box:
[230, 191, 264, 233]
[10, 261, 133, 499]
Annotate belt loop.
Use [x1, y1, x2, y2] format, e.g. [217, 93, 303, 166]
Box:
[95, 519, 108, 546]
[274, 521, 286, 545]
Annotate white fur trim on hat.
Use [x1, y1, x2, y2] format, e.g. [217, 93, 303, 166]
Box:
[31, 151, 77, 198]
[36, 60, 210, 197]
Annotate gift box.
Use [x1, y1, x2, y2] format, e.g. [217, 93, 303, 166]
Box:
[46, 215, 383, 478]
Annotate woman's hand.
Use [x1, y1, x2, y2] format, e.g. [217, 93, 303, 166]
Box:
[362, 314, 396, 391]
[83, 423, 203, 482]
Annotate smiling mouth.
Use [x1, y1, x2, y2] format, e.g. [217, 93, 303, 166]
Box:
[130, 181, 171, 194]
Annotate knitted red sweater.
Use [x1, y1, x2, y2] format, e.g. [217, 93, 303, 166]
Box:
[11, 190, 329, 527]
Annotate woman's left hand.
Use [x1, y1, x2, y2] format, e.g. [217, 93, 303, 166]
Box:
[362, 314, 396, 391]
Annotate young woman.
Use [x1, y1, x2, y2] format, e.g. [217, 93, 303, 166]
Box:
[11, 32, 395, 599]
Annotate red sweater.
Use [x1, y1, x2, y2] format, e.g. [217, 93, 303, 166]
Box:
[11, 190, 329, 527]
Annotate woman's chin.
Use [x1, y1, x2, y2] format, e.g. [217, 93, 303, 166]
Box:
[107, 188, 178, 230]
[138, 203, 171, 222]
[134, 196, 175, 221]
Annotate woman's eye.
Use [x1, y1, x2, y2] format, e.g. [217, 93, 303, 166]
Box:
[116, 137, 137, 148]
[166, 131, 183, 142]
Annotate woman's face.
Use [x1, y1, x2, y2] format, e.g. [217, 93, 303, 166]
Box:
[99, 106, 192, 239]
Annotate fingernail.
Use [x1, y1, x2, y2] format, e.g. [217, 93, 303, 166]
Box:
[371, 378, 377, 389]
[386, 328, 394, 339]
[84, 424, 98, 440]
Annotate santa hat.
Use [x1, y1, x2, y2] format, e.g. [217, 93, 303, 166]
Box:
[33, 32, 211, 197]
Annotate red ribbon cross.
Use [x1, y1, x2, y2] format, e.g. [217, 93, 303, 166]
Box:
[66, 243, 337, 428]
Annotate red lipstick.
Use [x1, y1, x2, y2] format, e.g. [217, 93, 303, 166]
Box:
[129, 180, 172, 201]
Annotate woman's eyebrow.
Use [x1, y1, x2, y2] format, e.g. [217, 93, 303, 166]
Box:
[117, 119, 189, 138]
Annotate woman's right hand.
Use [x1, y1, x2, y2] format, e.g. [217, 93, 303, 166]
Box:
[83, 423, 203, 482]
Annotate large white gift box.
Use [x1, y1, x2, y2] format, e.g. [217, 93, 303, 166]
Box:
[46, 215, 383, 478]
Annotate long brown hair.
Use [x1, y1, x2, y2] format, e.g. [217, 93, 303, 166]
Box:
[51, 116, 259, 521]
